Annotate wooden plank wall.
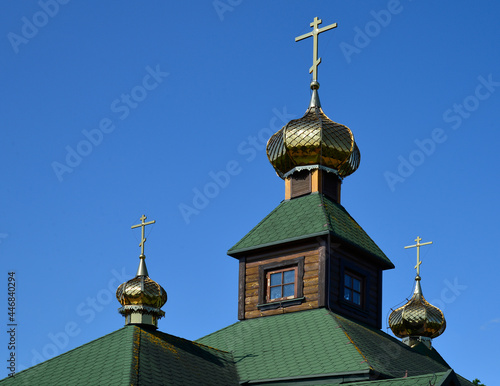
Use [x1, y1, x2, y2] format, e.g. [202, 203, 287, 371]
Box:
[243, 248, 321, 319]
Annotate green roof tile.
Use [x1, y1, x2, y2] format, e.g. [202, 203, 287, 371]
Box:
[197, 309, 371, 382]
[334, 314, 450, 378]
[0, 326, 239, 386]
[228, 193, 394, 269]
[136, 328, 238, 385]
[0, 327, 135, 386]
[197, 309, 474, 383]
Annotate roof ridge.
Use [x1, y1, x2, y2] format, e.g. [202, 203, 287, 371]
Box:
[147, 327, 233, 354]
[228, 200, 286, 253]
[130, 326, 140, 385]
[330, 313, 374, 372]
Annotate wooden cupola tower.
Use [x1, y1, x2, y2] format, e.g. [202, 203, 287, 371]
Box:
[227, 17, 394, 329]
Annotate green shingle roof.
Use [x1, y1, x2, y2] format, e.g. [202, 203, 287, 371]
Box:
[228, 193, 394, 269]
[197, 308, 472, 384]
[343, 370, 467, 386]
[198, 308, 370, 382]
[0, 326, 238, 386]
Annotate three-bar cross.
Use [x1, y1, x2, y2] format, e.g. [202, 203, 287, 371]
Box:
[404, 236, 432, 276]
[131, 214, 156, 257]
[295, 17, 337, 83]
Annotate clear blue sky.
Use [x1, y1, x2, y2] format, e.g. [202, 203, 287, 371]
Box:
[1, 1, 499, 383]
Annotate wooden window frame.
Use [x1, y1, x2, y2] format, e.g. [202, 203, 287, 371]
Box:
[266, 267, 298, 302]
[257, 257, 305, 309]
[344, 271, 363, 307]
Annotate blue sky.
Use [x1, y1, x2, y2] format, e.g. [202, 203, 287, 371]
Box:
[1, 1, 499, 383]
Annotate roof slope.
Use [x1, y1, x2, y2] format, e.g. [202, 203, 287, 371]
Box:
[1, 326, 238, 386]
[228, 193, 394, 269]
[197, 309, 472, 383]
[333, 313, 450, 378]
[197, 308, 370, 382]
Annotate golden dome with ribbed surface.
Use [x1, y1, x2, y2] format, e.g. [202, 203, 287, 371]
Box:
[116, 255, 167, 328]
[389, 275, 446, 341]
[116, 274, 167, 309]
[266, 84, 360, 179]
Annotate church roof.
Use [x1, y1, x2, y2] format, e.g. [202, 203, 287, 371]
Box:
[228, 193, 394, 269]
[197, 308, 472, 384]
[0, 326, 238, 386]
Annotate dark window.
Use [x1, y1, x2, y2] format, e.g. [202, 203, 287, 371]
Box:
[344, 272, 363, 306]
[267, 268, 297, 301]
[291, 170, 311, 198]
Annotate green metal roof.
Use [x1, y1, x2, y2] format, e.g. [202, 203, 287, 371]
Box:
[228, 193, 394, 269]
[197, 308, 471, 383]
[0, 326, 238, 386]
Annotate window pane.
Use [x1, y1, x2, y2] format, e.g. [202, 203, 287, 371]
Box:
[283, 270, 295, 284]
[283, 284, 295, 298]
[270, 286, 282, 300]
[353, 292, 361, 305]
[270, 272, 282, 286]
[353, 278, 361, 292]
[344, 288, 351, 301]
[345, 274, 352, 288]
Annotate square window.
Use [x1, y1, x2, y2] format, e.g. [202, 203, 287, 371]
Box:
[344, 272, 363, 306]
[267, 267, 298, 302]
[257, 256, 305, 310]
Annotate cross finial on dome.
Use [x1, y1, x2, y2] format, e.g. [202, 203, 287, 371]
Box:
[132, 214, 156, 258]
[116, 214, 167, 329]
[295, 17, 337, 84]
[404, 236, 432, 276]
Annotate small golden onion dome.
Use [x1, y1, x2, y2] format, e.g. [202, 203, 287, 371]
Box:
[389, 275, 446, 341]
[266, 83, 360, 179]
[116, 275, 167, 309]
[116, 256, 167, 327]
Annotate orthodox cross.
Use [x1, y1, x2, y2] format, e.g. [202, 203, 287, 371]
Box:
[295, 17, 337, 83]
[404, 236, 432, 276]
[131, 214, 156, 257]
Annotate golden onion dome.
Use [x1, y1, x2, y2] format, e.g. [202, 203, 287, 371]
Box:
[266, 83, 360, 179]
[116, 256, 167, 326]
[116, 275, 167, 309]
[389, 275, 446, 341]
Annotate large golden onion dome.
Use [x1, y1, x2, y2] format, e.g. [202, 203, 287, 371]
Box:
[389, 275, 446, 345]
[266, 82, 360, 179]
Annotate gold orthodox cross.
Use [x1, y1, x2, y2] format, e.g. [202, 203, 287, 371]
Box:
[295, 17, 337, 83]
[404, 236, 432, 276]
[131, 214, 156, 257]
